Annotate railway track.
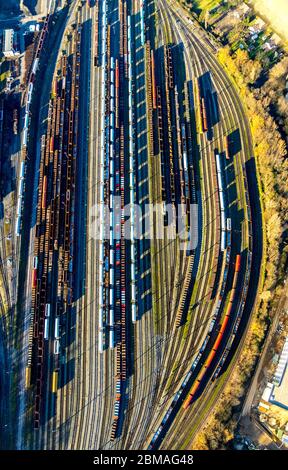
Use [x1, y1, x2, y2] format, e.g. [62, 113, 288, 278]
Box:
[147, 1, 256, 450]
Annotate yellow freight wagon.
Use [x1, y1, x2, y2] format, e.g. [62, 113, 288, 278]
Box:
[52, 370, 58, 393]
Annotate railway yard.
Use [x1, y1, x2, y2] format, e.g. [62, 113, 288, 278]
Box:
[0, 0, 263, 450]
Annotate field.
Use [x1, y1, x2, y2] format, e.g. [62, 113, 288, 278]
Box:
[248, 0, 288, 41]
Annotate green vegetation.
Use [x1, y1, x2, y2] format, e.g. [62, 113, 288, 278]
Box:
[226, 25, 281, 70]
[0, 60, 10, 92]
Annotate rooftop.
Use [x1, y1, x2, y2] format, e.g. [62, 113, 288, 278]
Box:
[2, 29, 15, 57]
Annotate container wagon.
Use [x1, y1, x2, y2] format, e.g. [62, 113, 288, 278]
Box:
[183, 255, 241, 409]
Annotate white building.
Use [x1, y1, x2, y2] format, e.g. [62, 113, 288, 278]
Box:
[2, 29, 16, 58]
[273, 337, 288, 386]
